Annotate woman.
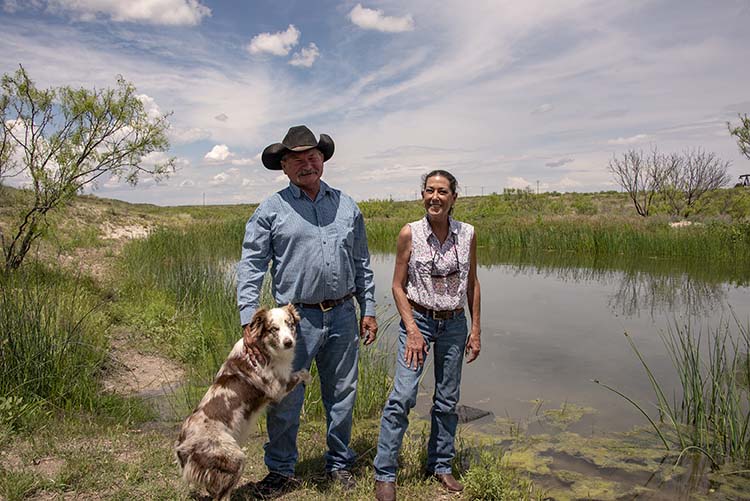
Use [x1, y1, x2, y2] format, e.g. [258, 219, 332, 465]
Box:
[374, 170, 481, 501]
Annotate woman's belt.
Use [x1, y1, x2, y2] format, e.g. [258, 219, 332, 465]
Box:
[297, 292, 354, 312]
[408, 299, 463, 320]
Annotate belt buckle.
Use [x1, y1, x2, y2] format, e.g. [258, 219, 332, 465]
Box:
[433, 310, 450, 320]
[320, 301, 334, 312]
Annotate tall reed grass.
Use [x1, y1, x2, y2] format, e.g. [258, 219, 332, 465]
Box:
[366, 217, 750, 262]
[597, 316, 750, 466]
[0, 264, 145, 430]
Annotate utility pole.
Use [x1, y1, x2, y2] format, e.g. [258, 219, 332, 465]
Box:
[536, 180, 539, 195]
[203, 192, 206, 206]
[481, 186, 485, 196]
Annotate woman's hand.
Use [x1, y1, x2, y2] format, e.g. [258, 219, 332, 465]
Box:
[404, 328, 429, 370]
[465, 330, 481, 363]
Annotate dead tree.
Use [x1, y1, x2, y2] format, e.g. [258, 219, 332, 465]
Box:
[608, 149, 669, 217]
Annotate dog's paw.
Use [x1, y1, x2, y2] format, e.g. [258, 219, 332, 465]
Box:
[294, 369, 312, 385]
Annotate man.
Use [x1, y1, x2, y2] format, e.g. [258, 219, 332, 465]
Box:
[237, 125, 378, 496]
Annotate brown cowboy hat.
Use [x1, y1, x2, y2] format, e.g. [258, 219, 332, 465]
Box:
[261, 125, 335, 170]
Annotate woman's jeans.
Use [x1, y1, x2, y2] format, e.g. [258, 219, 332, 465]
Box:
[374, 309, 468, 482]
[264, 299, 360, 476]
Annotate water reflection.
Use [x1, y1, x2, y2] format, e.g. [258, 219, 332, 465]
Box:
[481, 250, 745, 319]
[609, 271, 725, 318]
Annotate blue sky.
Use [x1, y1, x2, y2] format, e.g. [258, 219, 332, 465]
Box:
[1, 0, 749, 205]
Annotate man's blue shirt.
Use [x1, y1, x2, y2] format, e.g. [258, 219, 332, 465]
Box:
[237, 181, 376, 326]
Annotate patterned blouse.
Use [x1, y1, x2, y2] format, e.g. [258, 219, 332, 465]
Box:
[405, 216, 474, 311]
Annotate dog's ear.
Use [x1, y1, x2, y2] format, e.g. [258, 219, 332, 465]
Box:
[284, 304, 300, 324]
[248, 308, 269, 337]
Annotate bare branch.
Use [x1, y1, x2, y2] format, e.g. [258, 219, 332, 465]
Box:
[608, 148, 668, 217]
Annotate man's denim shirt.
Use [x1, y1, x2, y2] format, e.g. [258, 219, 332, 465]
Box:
[237, 181, 376, 326]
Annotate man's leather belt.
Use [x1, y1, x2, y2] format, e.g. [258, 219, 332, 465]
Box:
[297, 292, 354, 312]
[409, 299, 463, 320]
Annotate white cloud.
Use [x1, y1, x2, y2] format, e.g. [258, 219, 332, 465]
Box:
[203, 147, 253, 166]
[214, 113, 229, 122]
[43, 0, 210, 25]
[179, 179, 195, 187]
[247, 24, 300, 56]
[169, 126, 211, 144]
[531, 103, 554, 114]
[289, 43, 319, 68]
[208, 168, 241, 186]
[136, 94, 162, 121]
[607, 134, 651, 145]
[210, 172, 229, 185]
[204, 144, 232, 162]
[505, 176, 532, 190]
[555, 177, 584, 190]
[349, 4, 414, 33]
[230, 157, 255, 166]
[138, 151, 186, 175]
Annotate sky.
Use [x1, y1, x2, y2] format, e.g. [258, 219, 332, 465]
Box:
[1, 0, 750, 206]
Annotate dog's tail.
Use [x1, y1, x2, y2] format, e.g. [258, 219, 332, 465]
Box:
[176, 439, 245, 500]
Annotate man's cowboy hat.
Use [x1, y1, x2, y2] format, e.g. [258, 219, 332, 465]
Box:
[262, 125, 335, 170]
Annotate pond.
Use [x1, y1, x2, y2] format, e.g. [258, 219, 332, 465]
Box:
[369, 252, 750, 498]
[371, 252, 750, 430]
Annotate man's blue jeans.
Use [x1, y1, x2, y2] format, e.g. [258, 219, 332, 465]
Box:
[264, 299, 359, 476]
[374, 309, 468, 482]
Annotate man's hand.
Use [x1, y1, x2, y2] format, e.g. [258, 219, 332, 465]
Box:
[360, 315, 378, 346]
[465, 331, 481, 364]
[243, 324, 266, 366]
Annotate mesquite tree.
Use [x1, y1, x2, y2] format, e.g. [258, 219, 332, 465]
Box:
[0, 66, 174, 271]
[662, 148, 731, 217]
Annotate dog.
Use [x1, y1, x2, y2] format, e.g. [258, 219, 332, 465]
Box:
[175, 304, 310, 501]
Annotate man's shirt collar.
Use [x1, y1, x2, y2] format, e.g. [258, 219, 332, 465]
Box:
[288, 180, 331, 201]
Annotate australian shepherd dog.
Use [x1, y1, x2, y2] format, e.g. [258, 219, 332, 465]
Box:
[175, 304, 310, 501]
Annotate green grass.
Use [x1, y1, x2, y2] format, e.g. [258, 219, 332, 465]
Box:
[462, 450, 540, 500]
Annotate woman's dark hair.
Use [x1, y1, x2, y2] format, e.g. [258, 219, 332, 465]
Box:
[421, 169, 458, 194]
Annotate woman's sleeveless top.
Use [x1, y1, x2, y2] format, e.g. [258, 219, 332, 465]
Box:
[405, 216, 474, 311]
